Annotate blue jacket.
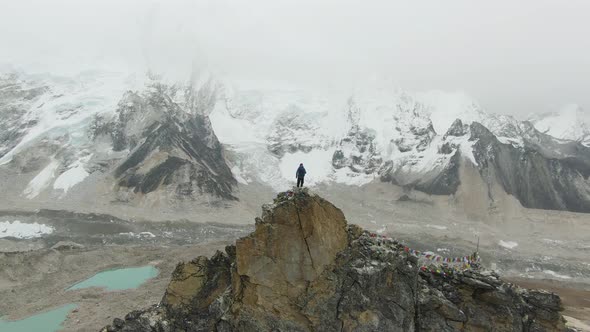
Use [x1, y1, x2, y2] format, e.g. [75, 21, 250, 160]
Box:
[296, 165, 307, 178]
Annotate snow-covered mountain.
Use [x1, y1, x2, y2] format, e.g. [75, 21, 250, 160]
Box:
[211, 83, 590, 212]
[0, 71, 236, 208]
[529, 104, 590, 146]
[1, 71, 590, 213]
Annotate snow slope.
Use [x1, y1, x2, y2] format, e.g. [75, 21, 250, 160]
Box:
[530, 104, 590, 146]
[53, 154, 92, 194]
[0, 71, 143, 166]
[23, 158, 60, 199]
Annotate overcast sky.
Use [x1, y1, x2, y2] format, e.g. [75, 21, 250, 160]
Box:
[1, 0, 589, 116]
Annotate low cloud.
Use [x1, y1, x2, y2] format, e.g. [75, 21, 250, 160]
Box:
[1, 0, 589, 115]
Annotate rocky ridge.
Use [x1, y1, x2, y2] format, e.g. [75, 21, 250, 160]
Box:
[102, 189, 568, 332]
[93, 81, 237, 200]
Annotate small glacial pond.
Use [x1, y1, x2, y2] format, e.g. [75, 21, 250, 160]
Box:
[0, 304, 76, 332]
[68, 265, 158, 291]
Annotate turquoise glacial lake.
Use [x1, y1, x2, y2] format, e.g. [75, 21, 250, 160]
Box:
[0, 266, 158, 332]
[68, 265, 159, 291]
[0, 304, 76, 332]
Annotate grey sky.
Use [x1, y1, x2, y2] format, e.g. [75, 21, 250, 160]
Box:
[1, 0, 589, 116]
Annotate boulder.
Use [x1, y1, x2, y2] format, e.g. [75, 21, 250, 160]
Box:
[50, 241, 85, 250]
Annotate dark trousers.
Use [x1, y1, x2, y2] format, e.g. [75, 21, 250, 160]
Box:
[297, 177, 304, 187]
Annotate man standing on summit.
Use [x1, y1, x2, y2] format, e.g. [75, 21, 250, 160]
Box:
[296, 163, 306, 188]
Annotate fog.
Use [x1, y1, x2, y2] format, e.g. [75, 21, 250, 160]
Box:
[1, 0, 589, 115]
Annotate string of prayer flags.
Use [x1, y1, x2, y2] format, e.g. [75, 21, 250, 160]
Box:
[366, 232, 480, 269]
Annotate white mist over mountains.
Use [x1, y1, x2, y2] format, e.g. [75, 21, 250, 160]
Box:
[1, 0, 589, 116]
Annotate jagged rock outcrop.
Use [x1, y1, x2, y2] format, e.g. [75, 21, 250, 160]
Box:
[377, 116, 590, 212]
[378, 119, 466, 196]
[232, 190, 350, 331]
[389, 94, 437, 154]
[103, 190, 567, 332]
[332, 128, 382, 174]
[444, 119, 469, 138]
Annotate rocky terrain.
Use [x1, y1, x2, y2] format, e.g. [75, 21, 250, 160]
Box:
[1, 70, 589, 331]
[102, 189, 569, 332]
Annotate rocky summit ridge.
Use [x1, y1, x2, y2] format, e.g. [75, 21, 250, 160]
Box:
[103, 189, 566, 331]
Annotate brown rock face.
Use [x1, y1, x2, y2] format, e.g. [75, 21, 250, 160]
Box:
[232, 191, 349, 330]
[163, 253, 231, 312]
[159, 251, 232, 331]
[103, 189, 567, 332]
[235, 192, 348, 298]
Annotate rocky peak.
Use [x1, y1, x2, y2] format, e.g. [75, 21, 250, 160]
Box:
[233, 189, 349, 329]
[92, 82, 237, 200]
[444, 119, 468, 138]
[392, 103, 437, 153]
[237, 188, 348, 285]
[103, 190, 568, 332]
[469, 121, 496, 141]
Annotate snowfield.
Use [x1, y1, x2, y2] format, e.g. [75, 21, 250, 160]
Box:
[23, 159, 60, 199]
[498, 240, 519, 249]
[0, 220, 54, 239]
[53, 154, 92, 194]
[543, 270, 572, 280]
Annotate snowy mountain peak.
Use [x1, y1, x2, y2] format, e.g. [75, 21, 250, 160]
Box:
[529, 104, 590, 145]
